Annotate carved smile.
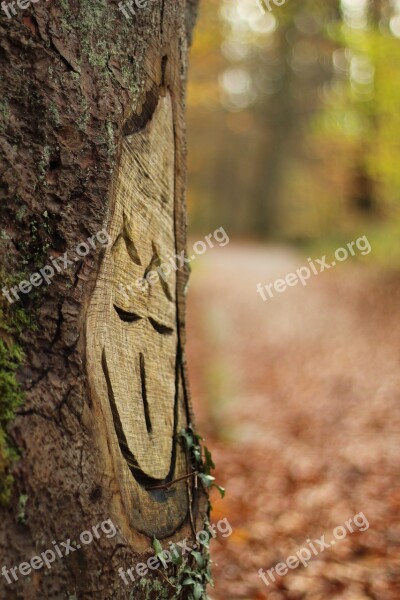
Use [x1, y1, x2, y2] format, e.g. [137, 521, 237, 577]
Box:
[101, 347, 179, 491]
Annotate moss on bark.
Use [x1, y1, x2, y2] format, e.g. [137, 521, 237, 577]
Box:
[0, 280, 31, 505]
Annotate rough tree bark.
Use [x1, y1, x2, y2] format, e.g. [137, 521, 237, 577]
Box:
[0, 1, 209, 598]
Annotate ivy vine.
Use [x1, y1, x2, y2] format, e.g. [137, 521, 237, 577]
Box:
[149, 426, 225, 599]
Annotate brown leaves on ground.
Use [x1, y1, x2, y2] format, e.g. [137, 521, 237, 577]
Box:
[187, 243, 400, 600]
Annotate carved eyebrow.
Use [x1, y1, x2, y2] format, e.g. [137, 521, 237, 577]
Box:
[123, 213, 142, 265]
[144, 242, 173, 302]
[112, 213, 142, 266]
[112, 226, 174, 303]
[124, 234, 142, 266]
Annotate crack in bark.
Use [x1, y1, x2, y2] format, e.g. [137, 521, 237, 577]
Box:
[16, 409, 54, 422]
[26, 368, 50, 391]
[57, 385, 75, 429]
[160, 0, 165, 34]
[48, 302, 63, 350]
[48, 38, 79, 74]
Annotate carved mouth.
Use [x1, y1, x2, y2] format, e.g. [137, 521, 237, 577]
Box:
[139, 352, 152, 434]
[101, 348, 179, 493]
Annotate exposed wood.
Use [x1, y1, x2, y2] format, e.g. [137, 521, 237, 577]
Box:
[87, 93, 189, 538]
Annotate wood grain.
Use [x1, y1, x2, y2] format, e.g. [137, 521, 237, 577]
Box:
[87, 93, 189, 538]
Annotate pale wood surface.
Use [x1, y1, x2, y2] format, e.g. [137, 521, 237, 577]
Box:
[87, 93, 189, 538]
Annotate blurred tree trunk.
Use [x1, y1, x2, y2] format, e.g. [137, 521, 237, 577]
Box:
[0, 1, 208, 598]
[251, 1, 340, 239]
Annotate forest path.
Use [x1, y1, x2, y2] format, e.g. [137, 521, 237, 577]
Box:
[186, 242, 400, 600]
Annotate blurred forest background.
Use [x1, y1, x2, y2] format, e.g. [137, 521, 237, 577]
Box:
[187, 0, 400, 262]
[185, 1, 400, 599]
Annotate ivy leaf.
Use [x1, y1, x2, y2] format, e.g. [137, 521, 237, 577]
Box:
[204, 447, 215, 472]
[179, 428, 194, 450]
[171, 546, 183, 565]
[213, 484, 226, 499]
[193, 582, 204, 599]
[191, 550, 205, 568]
[176, 557, 189, 577]
[205, 567, 214, 584]
[152, 537, 163, 556]
[193, 447, 202, 463]
[198, 473, 215, 488]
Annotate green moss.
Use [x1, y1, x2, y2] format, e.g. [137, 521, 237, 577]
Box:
[88, 40, 109, 69]
[0, 340, 24, 506]
[16, 214, 54, 270]
[0, 100, 9, 133]
[38, 145, 50, 180]
[76, 94, 89, 132]
[0, 268, 35, 506]
[48, 102, 61, 127]
[58, 0, 74, 34]
[16, 206, 26, 222]
[17, 493, 28, 523]
[76, 0, 109, 71]
[60, 0, 140, 94]
[135, 578, 170, 600]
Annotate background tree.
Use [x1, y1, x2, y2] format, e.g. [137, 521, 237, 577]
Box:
[187, 0, 400, 264]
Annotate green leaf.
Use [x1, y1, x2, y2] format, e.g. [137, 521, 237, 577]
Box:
[171, 546, 183, 565]
[205, 568, 214, 584]
[191, 550, 205, 568]
[179, 429, 194, 450]
[204, 447, 215, 471]
[193, 582, 205, 599]
[213, 484, 226, 498]
[152, 537, 163, 556]
[193, 448, 202, 463]
[198, 473, 215, 488]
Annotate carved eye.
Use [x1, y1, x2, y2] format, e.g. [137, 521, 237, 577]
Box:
[149, 318, 174, 335]
[114, 305, 142, 323]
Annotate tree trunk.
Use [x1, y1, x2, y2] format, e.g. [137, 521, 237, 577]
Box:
[0, 1, 209, 598]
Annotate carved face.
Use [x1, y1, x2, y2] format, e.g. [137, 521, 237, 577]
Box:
[86, 94, 188, 537]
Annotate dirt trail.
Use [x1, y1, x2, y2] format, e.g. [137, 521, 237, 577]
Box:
[186, 242, 400, 600]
